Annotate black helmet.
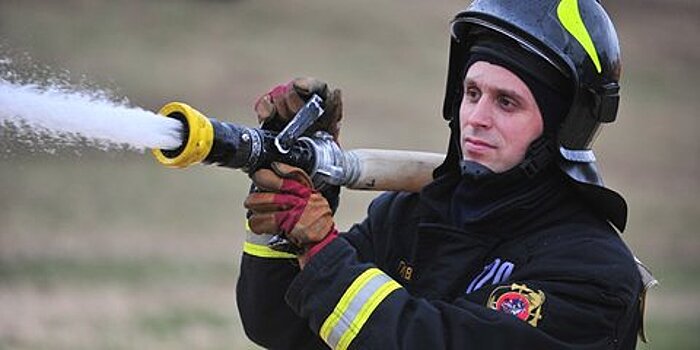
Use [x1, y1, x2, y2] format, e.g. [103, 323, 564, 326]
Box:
[440, 0, 628, 231]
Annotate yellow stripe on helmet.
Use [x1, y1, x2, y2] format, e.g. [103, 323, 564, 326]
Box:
[557, 0, 602, 73]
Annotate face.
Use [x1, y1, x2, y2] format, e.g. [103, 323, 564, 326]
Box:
[459, 61, 544, 173]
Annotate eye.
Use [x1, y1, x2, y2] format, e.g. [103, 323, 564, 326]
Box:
[464, 86, 480, 102]
[497, 95, 518, 111]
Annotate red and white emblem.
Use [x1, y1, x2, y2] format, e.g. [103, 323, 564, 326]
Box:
[487, 283, 546, 327]
[495, 291, 531, 321]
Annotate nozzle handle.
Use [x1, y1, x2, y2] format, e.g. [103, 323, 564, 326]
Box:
[274, 94, 324, 154]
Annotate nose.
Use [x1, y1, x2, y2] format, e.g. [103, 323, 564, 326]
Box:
[460, 96, 493, 129]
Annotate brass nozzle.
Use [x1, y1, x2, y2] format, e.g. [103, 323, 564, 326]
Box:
[152, 102, 214, 168]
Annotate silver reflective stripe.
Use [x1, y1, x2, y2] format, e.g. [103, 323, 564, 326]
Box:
[325, 273, 391, 348]
[559, 147, 597, 162]
[243, 232, 296, 259]
[319, 268, 402, 350]
[246, 232, 275, 245]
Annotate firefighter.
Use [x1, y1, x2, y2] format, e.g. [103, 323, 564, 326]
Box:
[238, 0, 653, 348]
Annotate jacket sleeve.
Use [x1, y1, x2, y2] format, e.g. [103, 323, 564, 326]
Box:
[236, 232, 327, 350]
[236, 193, 379, 350]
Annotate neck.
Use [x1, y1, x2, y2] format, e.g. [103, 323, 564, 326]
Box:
[450, 160, 567, 231]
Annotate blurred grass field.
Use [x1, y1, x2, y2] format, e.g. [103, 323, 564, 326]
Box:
[1, 0, 699, 349]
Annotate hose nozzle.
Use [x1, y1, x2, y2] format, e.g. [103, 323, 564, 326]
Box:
[151, 101, 319, 178]
[152, 102, 215, 168]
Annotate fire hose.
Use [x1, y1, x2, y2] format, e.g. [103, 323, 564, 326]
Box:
[151, 95, 444, 193]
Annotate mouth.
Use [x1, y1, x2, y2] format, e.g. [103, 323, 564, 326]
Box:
[464, 137, 496, 151]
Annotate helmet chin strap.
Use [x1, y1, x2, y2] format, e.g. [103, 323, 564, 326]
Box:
[518, 135, 555, 178]
[459, 159, 494, 180]
[459, 135, 555, 180]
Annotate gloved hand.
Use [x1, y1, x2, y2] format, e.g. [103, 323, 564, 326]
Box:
[244, 162, 338, 266]
[254, 77, 343, 142]
[253, 77, 343, 212]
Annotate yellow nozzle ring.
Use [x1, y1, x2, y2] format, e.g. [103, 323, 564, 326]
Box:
[152, 102, 214, 168]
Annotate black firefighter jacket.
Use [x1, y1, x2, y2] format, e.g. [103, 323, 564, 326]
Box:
[236, 170, 643, 350]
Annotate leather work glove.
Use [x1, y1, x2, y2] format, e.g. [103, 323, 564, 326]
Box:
[244, 162, 339, 267]
[254, 77, 343, 142]
[252, 77, 343, 212]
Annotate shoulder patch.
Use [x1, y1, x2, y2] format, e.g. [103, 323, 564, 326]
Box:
[487, 283, 546, 327]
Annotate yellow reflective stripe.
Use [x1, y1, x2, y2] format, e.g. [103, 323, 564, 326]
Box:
[320, 268, 382, 341]
[335, 279, 401, 350]
[242, 241, 296, 259]
[243, 220, 296, 259]
[557, 0, 602, 73]
[320, 268, 402, 350]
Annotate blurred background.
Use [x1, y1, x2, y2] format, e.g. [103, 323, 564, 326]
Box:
[0, 0, 698, 348]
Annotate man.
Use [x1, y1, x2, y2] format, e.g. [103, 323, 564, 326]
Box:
[238, 0, 654, 349]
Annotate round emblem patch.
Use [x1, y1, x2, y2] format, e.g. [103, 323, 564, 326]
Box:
[487, 283, 546, 327]
[495, 291, 530, 321]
